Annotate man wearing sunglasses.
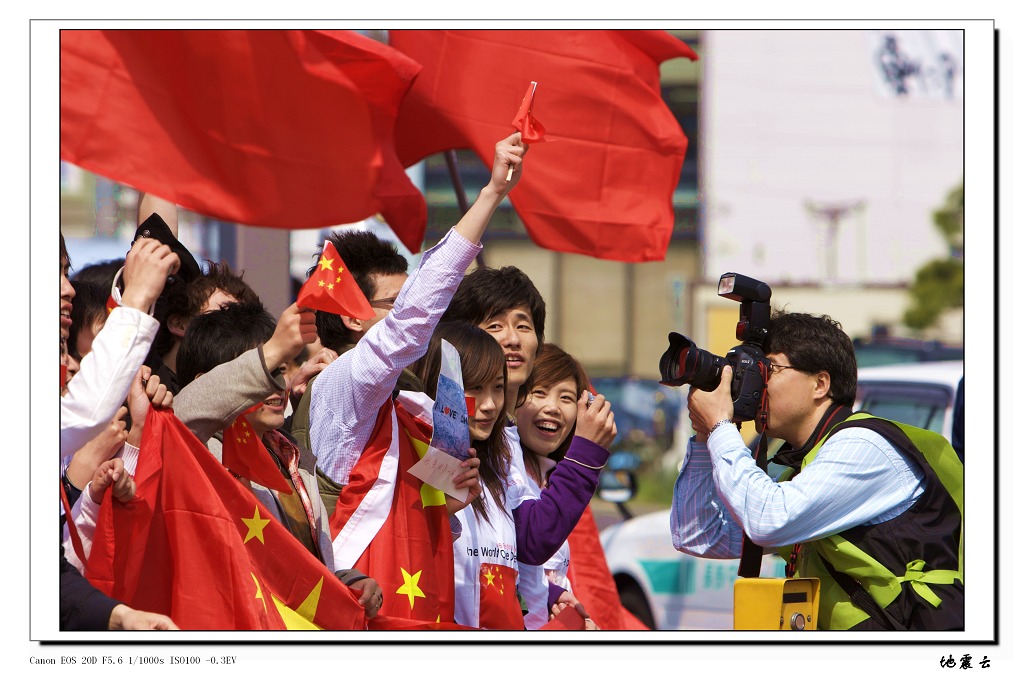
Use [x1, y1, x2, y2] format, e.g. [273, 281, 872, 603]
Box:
[671, 311, 963, 631]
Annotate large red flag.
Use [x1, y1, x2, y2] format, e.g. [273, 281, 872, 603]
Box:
[305, 30, 428, 252]
[566, 506, 650, 630]
[85, 408, 368, 630]
[61, 30, 424, 239]
[390, 30, 698, 262]
[329, 396, 456, 624]
[296, 240, 375, 320]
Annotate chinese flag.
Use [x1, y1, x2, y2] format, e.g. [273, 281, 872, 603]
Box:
[296, 240, 375, 320]
[390, 30, 698, 263]
[511, 81, 546, 144]
[60, 30, 423, 237]
[221, 404, 292, 494]
[85, 408, 368, 630]
[478, 563, 525, 630]
[330, 397, 455, 624]
[566, 506, 649, 630]
[305, 30, 428, 253]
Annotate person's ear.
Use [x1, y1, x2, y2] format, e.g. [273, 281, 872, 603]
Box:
[341, 315, 363, 333]
[813, 370, 832, 400]
[167, 314, 189, 338]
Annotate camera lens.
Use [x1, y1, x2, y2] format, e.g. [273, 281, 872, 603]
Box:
[659, 333, 725, 391]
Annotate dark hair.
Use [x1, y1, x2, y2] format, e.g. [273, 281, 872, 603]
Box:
[309, 230, 408, 352]
[176, 301, 276, 388]
[516, 344, 590, 477]
[441, 266, 546, 343]
[412, 321, 511, 526]
[67, 280, 109, 360]
[71, 259, 125, 291]
[765, 310, 858, 407]
[59, 232, 71, 271]
[155, 261, 260, 357]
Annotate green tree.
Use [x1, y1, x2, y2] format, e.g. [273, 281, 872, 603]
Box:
[903, 181, 964, 330]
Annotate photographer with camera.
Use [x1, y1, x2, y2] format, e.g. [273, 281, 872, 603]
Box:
[666, 275, 963, 631]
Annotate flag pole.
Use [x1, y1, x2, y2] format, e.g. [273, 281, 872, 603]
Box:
[444, 150, 487, 268]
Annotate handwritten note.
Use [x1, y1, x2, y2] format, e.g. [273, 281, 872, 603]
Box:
[410, 340, 471, 501]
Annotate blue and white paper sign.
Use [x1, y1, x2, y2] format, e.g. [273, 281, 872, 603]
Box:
[409, 340, 471, 501]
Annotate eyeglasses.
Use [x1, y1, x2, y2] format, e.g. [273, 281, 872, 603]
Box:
[368, 296, 397, 309]
[768, 362, 800, 377]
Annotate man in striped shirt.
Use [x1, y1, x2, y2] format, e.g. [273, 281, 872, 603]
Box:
[671, 311, 963, 630]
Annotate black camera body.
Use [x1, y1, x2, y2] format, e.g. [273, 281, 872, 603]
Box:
[659, 273, 773, 423]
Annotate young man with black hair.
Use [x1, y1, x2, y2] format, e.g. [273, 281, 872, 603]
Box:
[441, 265, 547, 420]
[672, 311, 964, 630]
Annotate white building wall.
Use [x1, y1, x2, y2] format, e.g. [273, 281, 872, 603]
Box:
[701, 29, 963, 287]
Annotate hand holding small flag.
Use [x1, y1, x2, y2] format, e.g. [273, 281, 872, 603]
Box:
[508, 80, 546, 180]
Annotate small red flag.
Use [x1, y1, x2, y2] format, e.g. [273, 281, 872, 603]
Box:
[511, 81, 546, 144]
[221, 404, 292, 494]
[296, 240, 375, 320]
[478, 563, 524, 630]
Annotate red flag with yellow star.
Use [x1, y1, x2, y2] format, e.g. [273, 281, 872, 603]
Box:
[297, 240, 374, 320]
[85, 408, 368, 630]
[221, 404, 293, 494]
[329, 393, 456, 624]
[478, 563, 524, 629]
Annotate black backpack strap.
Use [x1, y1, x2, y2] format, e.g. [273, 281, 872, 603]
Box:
[826, 416, 923, 461]
[737, 433, 771, 577]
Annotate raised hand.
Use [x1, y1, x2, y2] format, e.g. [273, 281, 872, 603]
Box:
[263, 303, 318, 370]
[119, 236, 180, 313]
[574, 391, 617, 449]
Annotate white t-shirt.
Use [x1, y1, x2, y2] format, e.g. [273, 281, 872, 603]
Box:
[453, 445, 550, 629]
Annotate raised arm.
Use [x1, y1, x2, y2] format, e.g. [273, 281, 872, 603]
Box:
[452, 132, 526, 245]
[60, 238, 179, 459]
[137, 192, 178, 237]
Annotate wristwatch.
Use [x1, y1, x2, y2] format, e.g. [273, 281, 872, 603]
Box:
[710, 419, 734, 435]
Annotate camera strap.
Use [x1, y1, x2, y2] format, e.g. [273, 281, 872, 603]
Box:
[737, 432, 772, 578]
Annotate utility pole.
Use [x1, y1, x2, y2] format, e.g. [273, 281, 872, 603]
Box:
[804, 200, 865, 284]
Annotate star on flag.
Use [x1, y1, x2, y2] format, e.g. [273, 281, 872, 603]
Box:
[396, 567, 427, 610]
[296, 240, 374, 319]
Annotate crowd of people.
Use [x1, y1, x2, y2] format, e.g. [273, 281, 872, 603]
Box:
[58, 129, 963, 632]
[58, 133, 617, 631]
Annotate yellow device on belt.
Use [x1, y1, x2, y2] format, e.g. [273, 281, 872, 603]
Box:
[733, 577, 820, 630]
